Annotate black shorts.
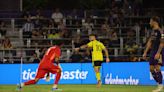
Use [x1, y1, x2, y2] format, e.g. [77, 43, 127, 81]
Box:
[149, 50, 164, 66]
[93, 61, 103, 66]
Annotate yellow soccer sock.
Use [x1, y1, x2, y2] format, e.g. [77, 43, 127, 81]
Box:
[96, 72, 101, 81]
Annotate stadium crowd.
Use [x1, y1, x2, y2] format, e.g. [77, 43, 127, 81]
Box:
[0, 0, 163, 63]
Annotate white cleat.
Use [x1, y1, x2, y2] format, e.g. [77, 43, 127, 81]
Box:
[152, 84, 163, 92]
[46, 76, 50, 82]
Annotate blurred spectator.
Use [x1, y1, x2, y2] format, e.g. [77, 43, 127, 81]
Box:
[70, 51, 83, 62]
[34, 9, 44, 18]
[58, 20, 69, 38]
[0, 21, 7, 37]
[33, 9, 44, 29]
[32, 30, 42, 39]
[47, 30, 61, 39]
[48, 19, 55, 27]
[31, 29, 43, 46]
[125, 40, 139, 61]
[1, 37, 12, 49]
[29, 53, 40, 63]
[39, 47, 47, 59]
[110, 31, 119, 47]
[111, 7, 122, 26]
[72, 35, 82, 48]
[124, 30, 139, 61]
[48, 19, 56, 33]
[42, 30, 47, 39]
[82, 18, 94, 35]
[101, 20, 111, 36]
[22, 11, 32, 19]
[51, 8, 64, 24]
[1, 37, 13, 63]
[22, 18, 34, 38]
[68, 9, 78, 19]
[22, 18, 34, 32]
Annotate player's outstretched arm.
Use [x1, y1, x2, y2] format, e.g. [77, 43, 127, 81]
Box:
[74, 45, 88, 51]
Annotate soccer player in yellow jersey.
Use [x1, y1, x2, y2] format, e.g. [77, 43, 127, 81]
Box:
[75, 34, 110, 88]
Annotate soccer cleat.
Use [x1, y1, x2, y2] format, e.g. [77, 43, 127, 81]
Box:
[152, 85, 163, 92]
[51, 88, 62, 91]
[16, 84, 22, 91]
[46, 75, 50, 82]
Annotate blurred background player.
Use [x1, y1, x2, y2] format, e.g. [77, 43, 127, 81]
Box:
[143, 16, 164, 92]
[75, 34, 110, 88]
[17, 42, 63, 91]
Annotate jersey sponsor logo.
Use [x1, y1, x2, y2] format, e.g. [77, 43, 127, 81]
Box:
[105, 73, 139, 85]
[22, 69, 88, 80]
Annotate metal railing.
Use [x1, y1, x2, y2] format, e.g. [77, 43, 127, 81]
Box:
[0, 16, 158, 63]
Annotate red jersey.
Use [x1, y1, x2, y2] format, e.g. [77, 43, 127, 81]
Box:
[39, 45, 61, 68]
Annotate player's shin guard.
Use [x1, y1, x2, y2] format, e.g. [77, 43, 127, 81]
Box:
[24, 80, 37, 85]
[151, 71, 159, 83]
[54, 72, 61, 84]
[156, 71, 163, 84]
[96, 72, 101, 81]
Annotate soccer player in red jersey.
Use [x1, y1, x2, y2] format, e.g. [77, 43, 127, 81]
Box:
[17, 43, 63, 91]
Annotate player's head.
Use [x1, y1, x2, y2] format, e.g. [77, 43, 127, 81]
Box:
[149, 16, 160, 28]
[53, 40, 64, 47]
[89, 34, 97, 41]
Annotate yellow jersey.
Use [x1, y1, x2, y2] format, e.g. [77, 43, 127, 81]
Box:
[87, 40, 105, 61]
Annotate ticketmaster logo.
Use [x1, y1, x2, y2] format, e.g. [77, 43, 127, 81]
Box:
[22, 69, 88, 80]
[105, 73, 139, 85]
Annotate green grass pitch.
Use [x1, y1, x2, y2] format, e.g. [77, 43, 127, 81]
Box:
[0, 84, 162, 92]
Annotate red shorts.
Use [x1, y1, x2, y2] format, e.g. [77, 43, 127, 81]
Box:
[35, 64, 60, 79]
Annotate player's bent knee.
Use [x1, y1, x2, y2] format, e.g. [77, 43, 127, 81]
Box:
[58, 68, 62, 73]
[94, 68, 99, 73]
[155, 65, 161, 72]
[150, 65, 155, 72]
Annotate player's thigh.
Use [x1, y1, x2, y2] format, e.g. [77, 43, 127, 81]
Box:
[35, 68, 48, 79]
[154, 65, 161, 71]
[160, 53, 164, 66]
[49, 65, 61, 74]
[149, 65, 155, 72]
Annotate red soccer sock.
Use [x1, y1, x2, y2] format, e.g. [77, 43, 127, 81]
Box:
[24, 80, 37, 85]
[54, 72, 61, 84]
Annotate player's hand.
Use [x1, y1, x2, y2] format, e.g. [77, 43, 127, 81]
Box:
[142, 53, 147, 60]
[155, 53, 160, 60]
[74, 48, 80, 51]
[106, 58, 110, 63]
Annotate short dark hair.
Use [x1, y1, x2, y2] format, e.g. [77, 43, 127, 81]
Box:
[151, 16, 160, 24]
[89, 33, 97, 38]
[53, 40, 64, 46]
